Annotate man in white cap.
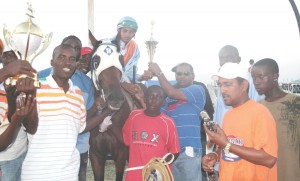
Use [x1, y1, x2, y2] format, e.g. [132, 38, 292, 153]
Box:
[209, 45, 264, 180]
[202, 62, 278, 181]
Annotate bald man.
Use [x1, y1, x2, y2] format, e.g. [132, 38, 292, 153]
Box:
[214, 45, 264, 127]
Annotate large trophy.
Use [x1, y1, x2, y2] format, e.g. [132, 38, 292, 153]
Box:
[145, 20, 158, 63]
[3, 3, 52, 87]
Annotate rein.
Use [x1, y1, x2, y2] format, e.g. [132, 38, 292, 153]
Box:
[125, 153, 175, 181]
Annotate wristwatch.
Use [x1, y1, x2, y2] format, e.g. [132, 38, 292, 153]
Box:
[155, 71, 163, 77]
[224, 142, 232, 154]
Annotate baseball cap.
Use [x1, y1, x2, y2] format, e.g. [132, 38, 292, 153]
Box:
[211, 62, 248, 80]
[81, 47, 92, 56]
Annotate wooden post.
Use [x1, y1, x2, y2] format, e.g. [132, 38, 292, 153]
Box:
[88, 0, 94, 34]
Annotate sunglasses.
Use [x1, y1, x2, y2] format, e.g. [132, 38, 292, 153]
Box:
[175, 72, 192, 76]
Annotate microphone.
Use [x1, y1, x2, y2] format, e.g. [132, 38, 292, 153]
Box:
[200, 110, 216, 132]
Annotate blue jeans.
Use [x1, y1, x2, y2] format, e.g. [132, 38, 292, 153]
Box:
[0, 151, 26, 181]
[172, 151, 203, 181]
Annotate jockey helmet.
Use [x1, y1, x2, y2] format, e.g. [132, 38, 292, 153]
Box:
[117, 16, 138, 32]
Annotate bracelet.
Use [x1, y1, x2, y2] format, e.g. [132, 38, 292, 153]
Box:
[224, 142, 232, 154]
[211, 152, 219, 162]
[155, 71, 163, 77]
[96, 106, 104, 115]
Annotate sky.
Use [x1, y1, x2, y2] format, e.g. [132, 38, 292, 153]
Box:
[0, 0, 299, 84]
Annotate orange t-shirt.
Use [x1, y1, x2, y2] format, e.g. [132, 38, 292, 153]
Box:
[219, 99, 277, 181]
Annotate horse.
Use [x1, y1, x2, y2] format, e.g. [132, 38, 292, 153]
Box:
[88, 31, 144, 181]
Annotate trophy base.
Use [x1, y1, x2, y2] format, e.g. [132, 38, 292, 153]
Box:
[5, 73, 40, 88]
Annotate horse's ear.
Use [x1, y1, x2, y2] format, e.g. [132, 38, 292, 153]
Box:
[89, 29, 97, 47]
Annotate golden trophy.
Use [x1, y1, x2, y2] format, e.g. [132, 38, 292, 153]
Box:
[145, 20, 158, 63]
[3, 3, 52, 87]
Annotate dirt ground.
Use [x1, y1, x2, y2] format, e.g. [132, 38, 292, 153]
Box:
[86, 160, 126, 181]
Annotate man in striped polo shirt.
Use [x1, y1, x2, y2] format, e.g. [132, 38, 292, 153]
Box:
[21, 44, 111, 181]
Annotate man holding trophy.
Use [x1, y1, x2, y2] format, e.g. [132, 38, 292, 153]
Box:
[0, 4, 51, 180]
[0, 40, 37, 181]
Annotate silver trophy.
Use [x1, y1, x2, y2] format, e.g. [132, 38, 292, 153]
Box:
[145, 20, 158, 63]
[3, 3, 52, 87]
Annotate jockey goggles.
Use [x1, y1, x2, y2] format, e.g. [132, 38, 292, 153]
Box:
[117, 20, 138, 32]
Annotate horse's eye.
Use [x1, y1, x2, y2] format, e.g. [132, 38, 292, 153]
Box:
[92, 55, 100, 69]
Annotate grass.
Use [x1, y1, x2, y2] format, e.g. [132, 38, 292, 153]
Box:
[86, 160, 126, 181]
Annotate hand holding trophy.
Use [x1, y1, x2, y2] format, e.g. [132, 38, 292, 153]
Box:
[141, 20, 159, 81]
[3, 2, 52, 88]
[145, 20, 158, 63]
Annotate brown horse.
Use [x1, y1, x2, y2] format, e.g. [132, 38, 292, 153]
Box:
[88, 32, 143, 181]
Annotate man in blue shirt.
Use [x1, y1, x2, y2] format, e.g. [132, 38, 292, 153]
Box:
[147, 62, 206, 181]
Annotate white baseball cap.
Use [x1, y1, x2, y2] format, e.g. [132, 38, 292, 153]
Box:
[211, 62, 248, 80]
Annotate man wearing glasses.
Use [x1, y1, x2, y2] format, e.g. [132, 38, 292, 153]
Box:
[146, 62, 206, 181]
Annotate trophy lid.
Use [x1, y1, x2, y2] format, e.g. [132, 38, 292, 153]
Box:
[14, 22, 43, 37]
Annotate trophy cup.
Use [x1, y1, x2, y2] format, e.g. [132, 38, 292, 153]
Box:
[3, 3, 52, 87]
[145, 20, 158, 63]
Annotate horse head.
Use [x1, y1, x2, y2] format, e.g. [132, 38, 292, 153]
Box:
[89, 31, 125, 111]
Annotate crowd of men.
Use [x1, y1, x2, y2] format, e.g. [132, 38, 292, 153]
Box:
[0, 15, 299, 181]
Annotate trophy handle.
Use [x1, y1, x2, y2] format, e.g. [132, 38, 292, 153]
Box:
[3, 24, 20, 59]
[3, 24, 12, 49]
[29, 32, 53, 64]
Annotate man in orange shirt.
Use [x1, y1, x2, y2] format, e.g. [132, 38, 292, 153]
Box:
[202, 62, 277, 181]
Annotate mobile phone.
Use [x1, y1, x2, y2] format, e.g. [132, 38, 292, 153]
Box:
[200, 110, 216, 132]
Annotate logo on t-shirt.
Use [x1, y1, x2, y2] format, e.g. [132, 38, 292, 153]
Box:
[167, 100, 185, 111]
[140, 131, 148, 140]
[132, 131, 161, 147]
[222, 135, 243, 162]
[132, 131, 137, 140]
[151, 134, 160, 143]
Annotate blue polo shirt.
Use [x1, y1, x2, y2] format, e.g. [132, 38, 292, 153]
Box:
[162, 84, 206, 154]
[38, 68, 94, 154]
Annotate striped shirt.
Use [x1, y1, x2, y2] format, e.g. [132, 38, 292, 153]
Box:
[22, 76, 86, 181]
[162, 84, 206, 154]
[0, 83, 27, 161]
